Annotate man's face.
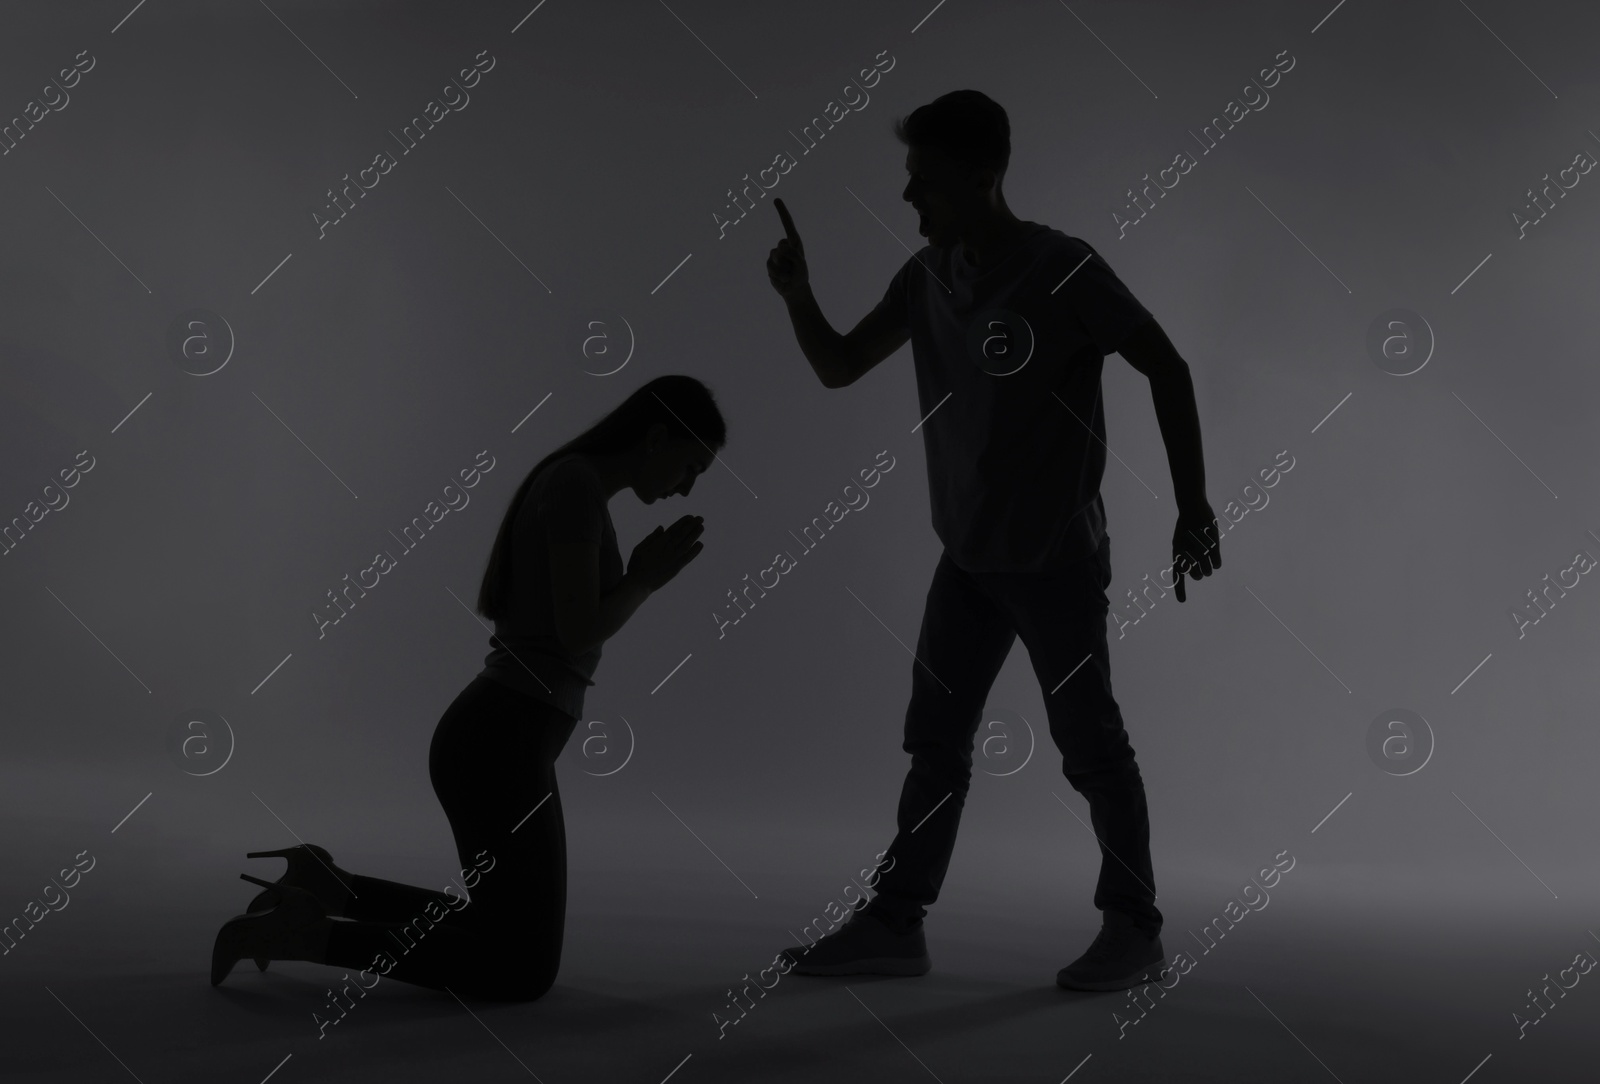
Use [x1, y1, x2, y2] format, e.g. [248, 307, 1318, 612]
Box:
[902, 144, 985, 247]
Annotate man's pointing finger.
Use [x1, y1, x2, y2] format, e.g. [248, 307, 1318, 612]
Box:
[774, 197, 802, 249]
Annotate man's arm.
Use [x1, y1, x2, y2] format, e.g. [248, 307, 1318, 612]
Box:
[1116, 316, 1208, 513]
[768, 197, 909, 389]
[783, 288, 909, 389]
[1116, 315, 1220, 600]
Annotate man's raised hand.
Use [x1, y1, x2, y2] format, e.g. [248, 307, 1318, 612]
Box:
[766, 197, 810, 298]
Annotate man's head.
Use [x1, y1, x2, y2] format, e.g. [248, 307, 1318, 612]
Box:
[894, 90, 1011, 247]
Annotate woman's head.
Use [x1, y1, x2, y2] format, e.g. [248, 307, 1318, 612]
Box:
[476, 375, 727, 621]
[630, 417, 716, 504]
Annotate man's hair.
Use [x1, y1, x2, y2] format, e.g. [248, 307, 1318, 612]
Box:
[893, 89, 1011, 177]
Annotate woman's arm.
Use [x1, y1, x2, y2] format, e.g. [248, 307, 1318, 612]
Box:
[549, 539, 652, 657]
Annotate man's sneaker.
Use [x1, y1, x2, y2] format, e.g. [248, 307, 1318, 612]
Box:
[1056, 916, 1166, 992]
[777, 908, 932, 976]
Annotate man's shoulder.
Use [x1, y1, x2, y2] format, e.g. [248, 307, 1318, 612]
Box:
[1034, 226, 1096, 260]
[1034, 228, 1145, 288]
[897, 243, 940, 276]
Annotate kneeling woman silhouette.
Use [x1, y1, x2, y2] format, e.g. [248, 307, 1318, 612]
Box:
[212, 375, 724, 1001]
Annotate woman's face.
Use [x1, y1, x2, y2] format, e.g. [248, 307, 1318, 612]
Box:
[640, 436, 714, 502]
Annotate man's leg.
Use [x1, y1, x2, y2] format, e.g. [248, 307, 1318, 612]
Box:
[999, 534, 1162, 938]
[863, 550, 1018, 933]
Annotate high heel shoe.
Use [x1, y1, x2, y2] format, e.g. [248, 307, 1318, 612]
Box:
[244, 845, 354, 973]
[244, 844, 355, 917]
[212, 874, 332, 986]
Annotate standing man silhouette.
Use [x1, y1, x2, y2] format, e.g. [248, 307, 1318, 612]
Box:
[766, 90, 1219, 991]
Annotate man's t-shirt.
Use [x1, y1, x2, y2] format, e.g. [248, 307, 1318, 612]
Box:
[479, 453, 624, 719]
[872, 222, 1153, 573]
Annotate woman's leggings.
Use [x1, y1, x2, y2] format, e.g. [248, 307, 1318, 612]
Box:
[320, 674, 578, 1001]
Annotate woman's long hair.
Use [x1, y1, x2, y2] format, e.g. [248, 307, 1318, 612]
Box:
[476, 374, 727, 622]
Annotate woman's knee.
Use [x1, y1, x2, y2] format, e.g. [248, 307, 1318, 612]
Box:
[472, 972, 557, 1002]
[465, 954, 559, 1001]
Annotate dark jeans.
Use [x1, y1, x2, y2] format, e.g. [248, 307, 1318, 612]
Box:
[865, 535, 1163, 939]
[321, 675, 577, 1000]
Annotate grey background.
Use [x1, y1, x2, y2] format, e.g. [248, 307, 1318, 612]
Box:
[2, 1, 1597, 1081]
